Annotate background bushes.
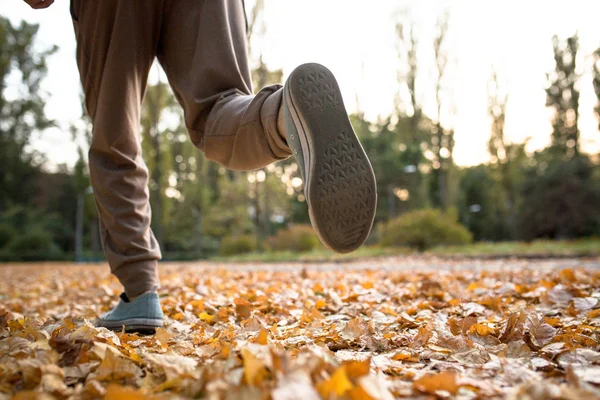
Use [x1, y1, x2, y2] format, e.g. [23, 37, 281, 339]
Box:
[379, 209, 472, 251]
[266, 225, 321, 252]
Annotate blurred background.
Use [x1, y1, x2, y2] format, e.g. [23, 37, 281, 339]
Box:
[1, 0, 599, 261]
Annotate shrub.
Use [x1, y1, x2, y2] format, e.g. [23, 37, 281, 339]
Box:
[1, 228, 64, 261]
[266, 224, 320, 252]
[220, 235, 257, 256]
[379, 209, 472, 251]
[0, 224, 14, 249]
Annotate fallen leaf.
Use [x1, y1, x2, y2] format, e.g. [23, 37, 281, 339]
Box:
[413, 370, 459, 395]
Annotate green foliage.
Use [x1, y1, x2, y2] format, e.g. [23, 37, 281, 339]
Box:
[220, 234, 257, 256]
[0, 17, 56, 212]
[379, 209, 472, 251]
[545, 34, 580, 159]
[0, 206, 64, 261]
[0, 224, 14, 248]
[266, 224, 320, 252]
[457, 165, 507, 241]
[519, 154, 600, 240]
[352, 113, 430, 222]
[594, 47, 600, 132]
[428, 238, 600, 257]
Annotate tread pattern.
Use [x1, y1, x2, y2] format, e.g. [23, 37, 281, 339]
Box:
[315, 131, 375, 248]
[297, 68, 339, 112]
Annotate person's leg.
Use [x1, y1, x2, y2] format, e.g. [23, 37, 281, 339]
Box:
[158, 0, 376, 253]
[157, 0, 291, 171]
[72, 0, 163, 298]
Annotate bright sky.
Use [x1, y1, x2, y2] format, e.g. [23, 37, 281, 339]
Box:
[2, 0, 599, 168]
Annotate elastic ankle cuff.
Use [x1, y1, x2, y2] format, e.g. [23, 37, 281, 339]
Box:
[112, 260, 160, 298]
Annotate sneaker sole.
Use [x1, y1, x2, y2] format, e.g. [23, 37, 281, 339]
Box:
[96, 317, 163, 334]
[284, 63, 377, 253]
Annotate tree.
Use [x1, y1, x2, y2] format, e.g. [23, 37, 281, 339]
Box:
[593, 47, 600, 132]
[0, 18, 56, 211]
[545, 34, 580, 159]
[429, 12, 455, 210]
[392, 16, 430, 218]
[487, 71, 521, 239]
[244, 0, 288, 246]
[141, 82, 178, 248]
[519, 154, 600, 239]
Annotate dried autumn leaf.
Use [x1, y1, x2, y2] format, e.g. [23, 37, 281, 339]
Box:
[525, 314, 557, 347]
[145, 353, 199, 381]
[242, 347, 268, 386]
[256, 328, 269, 345]
[272, 371, 321, 400]
[499, 311, 526, 343]
[468, 323, 495, 337]
[92, 349, 141, 383]
[316, 365, 354, 398]
[344, 359, 371, 380]
[411, 327, 433, 348]
[104, 384, 148, 399]
[413, 370, 459, 395]
[154, 327, 175, 344]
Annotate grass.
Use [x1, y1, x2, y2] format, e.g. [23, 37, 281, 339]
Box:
[212, 238, 600, 262]
[211, 245, 409, 263]
[427, 238, 600, 257]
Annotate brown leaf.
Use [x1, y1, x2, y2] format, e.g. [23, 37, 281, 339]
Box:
[92, 349, 141, 383]
[410, 327, 433, 348]
[525, 314, 557, 348]
[499, 311, 526, 343]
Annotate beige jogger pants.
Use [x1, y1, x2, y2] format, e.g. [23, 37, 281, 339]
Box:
[72, 0, 291, 297]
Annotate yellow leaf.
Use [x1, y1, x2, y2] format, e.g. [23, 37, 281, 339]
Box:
[348, 385, 375, 400]
[188, 299, 204, 311]
[413, 371, 459, 395]
[219, 343, 231, 359]
[344, 359, 371, 380]
[257, 328, 268, 345]
[587, 309, 600, 319]
[468, 323, 495, 336]
[171, 312, 185, 321]
[317, 366, 354, 398]
[242, 348, 268, 386]
[104, 384, 148, 400]
[392, 352, 419, 362]
[361, 281, 374, 290]
[198, 312, 215, 324]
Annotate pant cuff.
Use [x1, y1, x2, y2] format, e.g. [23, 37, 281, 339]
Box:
[261, 87, 291, 158]
[112, 260, 160, 298]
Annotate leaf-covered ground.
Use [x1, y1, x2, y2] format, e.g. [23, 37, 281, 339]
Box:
[1, 256, 600, 399]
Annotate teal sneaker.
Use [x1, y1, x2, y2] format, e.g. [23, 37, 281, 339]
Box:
[282, 63, 377, 253]
[95, 292, 164, 334]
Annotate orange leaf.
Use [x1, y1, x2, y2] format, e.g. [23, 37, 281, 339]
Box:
[317, 366, 354, 398]
[468, 323, 495, 336]
[257, 328, 268, 345]
[242, 348, 268, 386]
[315, 299, 327, 309]
[344, 359, 371, 380]
[104, 384, 148, 400]
[413, 371, 459, 395]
